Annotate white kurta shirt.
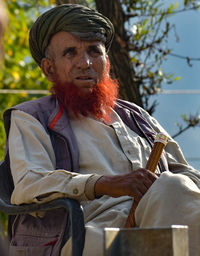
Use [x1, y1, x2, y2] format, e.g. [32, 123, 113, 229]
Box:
[8, 107, 200, 227]
[8, 106, 200, 256]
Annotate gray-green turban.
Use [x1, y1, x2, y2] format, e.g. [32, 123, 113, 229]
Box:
[29, 4, 114, 66]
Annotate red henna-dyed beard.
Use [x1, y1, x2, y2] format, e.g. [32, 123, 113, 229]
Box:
[50, 61, 118, 122]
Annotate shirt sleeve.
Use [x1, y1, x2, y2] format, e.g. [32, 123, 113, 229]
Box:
[9, 110, 101, 205]
[139, 107, 200, 187]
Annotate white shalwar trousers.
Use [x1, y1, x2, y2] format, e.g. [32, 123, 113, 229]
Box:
[61, 172, 200, 256]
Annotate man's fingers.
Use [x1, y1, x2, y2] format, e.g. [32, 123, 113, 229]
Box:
[133, 191, 143, 204]
[142, 179, 152, 190]
[138, 183, 149, 194]
[129, 169, 159, 202]
[147, 170, 158, 182]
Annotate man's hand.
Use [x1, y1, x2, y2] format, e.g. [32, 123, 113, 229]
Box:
[94, 168, 158, 204]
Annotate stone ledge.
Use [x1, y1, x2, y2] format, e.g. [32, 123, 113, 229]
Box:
[104, 225, 189, 256]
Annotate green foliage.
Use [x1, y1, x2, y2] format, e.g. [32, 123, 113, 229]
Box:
[0, 0, 55, 160]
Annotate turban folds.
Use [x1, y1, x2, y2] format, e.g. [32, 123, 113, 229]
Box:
[29, 4, 114, 66]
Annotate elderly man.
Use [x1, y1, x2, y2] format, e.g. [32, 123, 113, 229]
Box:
[3, 4, 200, 256]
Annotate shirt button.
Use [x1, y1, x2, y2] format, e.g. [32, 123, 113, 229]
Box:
[73, 188, 79, 195]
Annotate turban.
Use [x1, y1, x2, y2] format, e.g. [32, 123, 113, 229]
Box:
[29, 4, 114, 66]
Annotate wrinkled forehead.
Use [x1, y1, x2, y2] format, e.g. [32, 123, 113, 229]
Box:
[49, 30, 106, 47]
[71, 31, 106, 45]
[46, 31, 106, 57]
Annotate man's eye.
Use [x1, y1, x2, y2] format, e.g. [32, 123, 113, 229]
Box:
[89, 46, 102, 55]
[63, 48, 76, 57]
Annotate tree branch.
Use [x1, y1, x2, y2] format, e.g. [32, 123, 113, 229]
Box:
[172, 114, 200, 138]
[125, 5, 200, 19]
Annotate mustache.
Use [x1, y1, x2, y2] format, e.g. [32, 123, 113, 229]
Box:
[72, 69, 97, 79]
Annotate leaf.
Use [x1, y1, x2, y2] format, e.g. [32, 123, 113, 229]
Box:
[12, 71, 20, 81]
[174, 2, 179, 10]
[168, 3, 173, 13]
[148, 71, 153, 78]
[174, 76, 181, 81]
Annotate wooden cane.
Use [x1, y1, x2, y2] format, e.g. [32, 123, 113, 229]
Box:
[124, 133, 169, 228]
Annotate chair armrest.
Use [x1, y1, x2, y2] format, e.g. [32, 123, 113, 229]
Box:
[0, 197, 80, 215]
[0, 198, 85, 256]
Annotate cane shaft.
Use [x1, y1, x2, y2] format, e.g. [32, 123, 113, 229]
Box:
[145, 142, 166, 173]
[125, 134, 168, 228]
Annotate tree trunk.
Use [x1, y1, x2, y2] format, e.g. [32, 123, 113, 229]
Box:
[95, 0, 143, 106]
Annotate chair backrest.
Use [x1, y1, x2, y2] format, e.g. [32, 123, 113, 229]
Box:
[0, 154, 15, 240]
[0, 154, 14, 205]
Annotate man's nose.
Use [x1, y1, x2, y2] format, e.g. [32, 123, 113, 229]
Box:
[76, 53, 92, 69]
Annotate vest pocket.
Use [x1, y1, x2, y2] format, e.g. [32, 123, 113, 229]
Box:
[9, 244, 53, 256]
[9, 209, 69, 256]
[9, 234, 57, 256]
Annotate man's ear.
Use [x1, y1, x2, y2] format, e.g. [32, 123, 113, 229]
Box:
[41, 57, 55, 82]
[105, 54, 110, 70]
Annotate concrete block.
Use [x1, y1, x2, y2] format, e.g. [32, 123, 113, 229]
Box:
[104, 225, 189, 256]
[188, 225, 200, 256]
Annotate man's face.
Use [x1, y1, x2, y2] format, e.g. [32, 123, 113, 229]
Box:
[44, 31, 107, 96]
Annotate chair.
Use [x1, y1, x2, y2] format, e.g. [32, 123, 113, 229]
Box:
[0, 158, 85, 256]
